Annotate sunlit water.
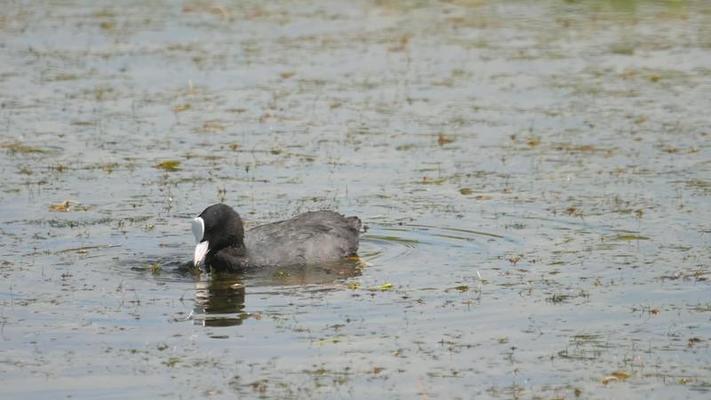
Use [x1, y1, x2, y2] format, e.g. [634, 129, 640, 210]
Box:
[1, 0, 709, 399]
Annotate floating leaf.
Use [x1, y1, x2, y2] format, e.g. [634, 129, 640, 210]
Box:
[507, 255, 522, 265]
[315, 335, 345, 345]
[565, 207, 583, 217]
[611, 234, 649, 241]
[602, 370, 631, 384]
[601, 376, 618, 385]
[526, 136, 541, 147]
[437, 133, 455, 146]
[99, 21, 115, 31]
[173, 103, 191, 112]
[369, 282, 393, 291]
[155, 160, 181, 171]
[201, 120, 225, 133]
[420, 176, 447, 185]
[396, 144, 416, 151]
[1, 142, 48, 154]
[49, 200, 89, 212]
[49, 200, 72, 212]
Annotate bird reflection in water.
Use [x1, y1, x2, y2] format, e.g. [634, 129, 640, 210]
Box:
[191, 257, 365, 327]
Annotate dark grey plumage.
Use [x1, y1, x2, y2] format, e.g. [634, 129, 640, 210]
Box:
[193, 204, 362, 273]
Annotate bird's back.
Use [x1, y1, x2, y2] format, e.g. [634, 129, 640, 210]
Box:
[244, 211, 361, 267]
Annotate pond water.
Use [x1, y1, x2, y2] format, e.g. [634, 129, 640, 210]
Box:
[1, 0, 709, 398]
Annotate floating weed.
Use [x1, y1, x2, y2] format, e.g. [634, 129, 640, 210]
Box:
[273, 270, 289, 280]
[1, 142, 49, 154]
[396, 143, 416, 151]
[314, 335, 346, 345]
[609, 233, 650, 241]
[49, 200, 90, 212]
[547, 290, 589, 304]
[419, 176, 447, 185]
[200, 120, 225, 133]
[684, 179, 711, 194]
[71, 120, 96, 126]
[451, 285, 469, 293]
[163, 356, 182, 367]
[173, 103, 191, 112]
[99, 20, 115, 31]
[368, 282, 394, 292]
[49, 200, 72, 212]
[93, 9, 115, 18]
[690, 303, 711, 312]
[93, 86, 114, 101]
[553, 143, 614, 156]
[51, 164, 67, 173]
[526, 136, 541, 147]
[610, 43, 635, 55]
[57, 244, 120, 255]
[346, 281, 360, 290]
[388, 33, 411, 52]
[506, 255, 523, 265]
[149, 262, 161, 275]
[95, 162, 119, 173]
[437, 133, 455, 146]
[459, 188, 473, 195]
[548, 293, 571, 303]
[155, 160, 181, 171]
[564, 207, 584, 218]
[48, 73, 80, 81]
[601, 370, 631, 384]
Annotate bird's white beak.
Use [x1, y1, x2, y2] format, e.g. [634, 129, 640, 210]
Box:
[194, 241, 209, 268]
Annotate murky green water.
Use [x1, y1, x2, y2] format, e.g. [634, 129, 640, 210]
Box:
[1, 0, 709, 398]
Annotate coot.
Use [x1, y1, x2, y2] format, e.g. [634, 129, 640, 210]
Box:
[191, 203, 362, 272]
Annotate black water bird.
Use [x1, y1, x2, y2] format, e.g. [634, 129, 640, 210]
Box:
[191, 203, 362, 272]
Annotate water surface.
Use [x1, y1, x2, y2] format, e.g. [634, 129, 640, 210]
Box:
[1, 0, 709, 398]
